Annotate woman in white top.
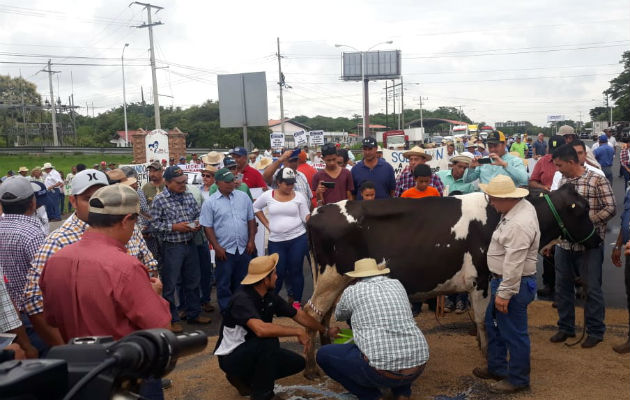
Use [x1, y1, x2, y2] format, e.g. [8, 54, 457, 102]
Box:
[253, 168, 310, 309]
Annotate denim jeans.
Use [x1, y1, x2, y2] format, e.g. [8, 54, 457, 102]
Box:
[268, 233, 308, 302]
[602, 166, 613, 185]
[219, 337, 304, 400]
[625, 255, 630, 335]
[198, 242, 214, 304]
[317, 343, 424, 400]
[138, 378, 163, 400]
[554, 245, 606, 340]
[46, 189, 61, 220]
[485, 276, 536, 387]
[215, 250, 251, 312]
[161, 241, 201, 322]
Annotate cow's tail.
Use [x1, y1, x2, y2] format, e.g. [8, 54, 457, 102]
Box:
[309, 249, 319, 286]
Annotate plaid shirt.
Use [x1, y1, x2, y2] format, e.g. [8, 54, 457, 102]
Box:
[558, 169, 616, 250]
[621, 146, 629, 167]
[150, 187, 201, 243]
[23, 213, 158, 315]
[394, 166, 444, 197]
[0, 275, 21, 333]
[0, 215, 45, 311]
[335, 276, 429, 370]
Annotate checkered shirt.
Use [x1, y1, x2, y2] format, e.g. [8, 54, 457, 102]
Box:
[23, 213, 158, 315]
[335, 276, 429, 371]
[0, 274, 21, 333]
[149, 187, 201, 243]
[394, 166, 444, 197]
[137, 188, 151, 230]
[621, 147, 629, 167]
[0, 215, 45, 311]
[558, 169, 616, 251]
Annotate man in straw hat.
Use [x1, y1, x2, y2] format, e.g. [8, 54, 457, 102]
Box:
[465, 130, 528, 187]
[18, 166, 29, 177]
[215, 254, 333, 400]
[472, 175, 539, 394]
[437, 152, 477, 196]
[317, 258, 429, 400]
[394, 145, 444, 197]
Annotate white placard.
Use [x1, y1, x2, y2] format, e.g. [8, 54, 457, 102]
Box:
[293, 130, 308, 147]
[145, 129, 170, 163]
[270, 132, 285, 149]
[309, 130, 324, 145]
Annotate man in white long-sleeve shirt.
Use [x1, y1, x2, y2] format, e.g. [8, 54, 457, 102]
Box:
[42, 162, 63, 221]
[472, 175, 540, 394]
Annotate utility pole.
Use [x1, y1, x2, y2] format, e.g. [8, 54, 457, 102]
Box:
[277, 37, 287, 137]
[122, 43, 130, 146]
[42, 59, 60, 146]
[384, 81, 388, 129]
[400, 76, 404, 129]
[132, 2, 164, 130]
[418, 96, 428, 129]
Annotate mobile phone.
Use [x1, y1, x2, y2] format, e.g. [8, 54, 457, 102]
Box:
[322, 181, 336, 189]
[478, 157, 493, 164]
[0, 333, 16, 350]
[188, 222, 198, 229]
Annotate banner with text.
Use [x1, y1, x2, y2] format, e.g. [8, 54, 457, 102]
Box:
[382, 147, 449, 177]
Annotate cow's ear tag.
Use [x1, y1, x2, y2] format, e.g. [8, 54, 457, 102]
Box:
[571, 203, 575, 208]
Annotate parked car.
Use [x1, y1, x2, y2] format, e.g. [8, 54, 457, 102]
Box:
[579, 132, 589, 139]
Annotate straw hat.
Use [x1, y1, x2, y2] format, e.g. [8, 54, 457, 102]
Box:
[450, 153, 474, 165]
[18, 166, 29, 173]
[202, 165, 218, 174]
[254, 157, 273, 170]
[479, 175, 529, 198]
[403, 146, 432, 161]
[241, 254, 280, 285]
[42, 162, 54, 170]
[106, 168, 137, 186]
[345, 258, 390, 278]
[202, 151, 224, 165]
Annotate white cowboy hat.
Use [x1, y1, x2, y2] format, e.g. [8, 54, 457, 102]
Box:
[42, 162, 54, 169]
[201, 151, 224, 165]
[479, 175, 529, 198]
[403, 146, 432, 161]
[345, 258, 390, 278]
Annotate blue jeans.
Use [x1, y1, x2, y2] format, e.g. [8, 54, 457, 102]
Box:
[215, 249, 251, 312]
[268, 233, 308, 302]
[161, 241, 201, 322]
[317, 343, 424, 399]
[486, 277, 535, 387]
[138, 378, 163, 400]
[602, 166, 613, 185]
[554, 245, 606, 340]
[46, 189, 61, 220]
[198, 242, 214, 304]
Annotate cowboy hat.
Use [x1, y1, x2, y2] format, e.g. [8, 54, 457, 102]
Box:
[18, 166, 29, 173]
[450, 153, 474, 165]
[479, 175, 529, 198]
[345, 258, 390, 278]
[403, 146, 433, 161]
[254, 157, 273, 170]
[241, 254, 280, 285]
[201, 165, 218, 174]
[42, 162, 54, 169]
[202, 151, 224, 165]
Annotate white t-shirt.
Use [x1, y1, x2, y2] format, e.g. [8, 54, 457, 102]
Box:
[550, 164, 605, 191]
[253, 190, 309, 242]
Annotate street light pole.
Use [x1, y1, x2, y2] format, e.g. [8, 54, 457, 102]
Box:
[121, 43, 129, 147]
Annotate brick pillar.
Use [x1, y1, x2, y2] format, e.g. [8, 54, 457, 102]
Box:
[131, 128, 147, 163]
[168, 127, 187, 161]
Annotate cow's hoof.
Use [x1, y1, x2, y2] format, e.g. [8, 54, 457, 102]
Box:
[303, 368, 322, 380]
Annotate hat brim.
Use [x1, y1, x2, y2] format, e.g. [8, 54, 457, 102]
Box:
[241, 254, 280, 285]
[345, 267, 391, 278]
[403, 151, 432, 161]
[479, 184, 529, 198]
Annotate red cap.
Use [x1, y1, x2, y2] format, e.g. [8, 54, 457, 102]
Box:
[100, 161, 106, 165]
[298, 151, 308, 162]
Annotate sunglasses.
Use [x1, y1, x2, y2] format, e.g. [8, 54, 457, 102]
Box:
[201, 174, 214, 178]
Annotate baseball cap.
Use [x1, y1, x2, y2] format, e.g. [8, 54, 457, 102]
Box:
[548, 135, 565, 152]
[223, 157, 237, 169]
[288, 148, 301, 160]
[298, 151, 308, 162]
[229, 147, 248, 157]
[215, 168, 235, 182]
[486, 131, 506, 143]
[147, 161, 163, 171]
[30, 181, 47, 208]
[557, 125, 575, 136]
[71, 169, 109, 195]
[599, 134, 608, 142]
[362, 137, 377, 148]
[106, 168, 137, 186]
[0, 176, 35, 203]
[89, 184, 140, 216]
[277, 167, 296, 184]
[163, 166, 185, 180]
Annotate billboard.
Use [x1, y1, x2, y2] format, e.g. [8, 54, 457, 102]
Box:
[547, 115, 566, 123]
[217, 72, 268, 128]
[341, 50, 401, 81]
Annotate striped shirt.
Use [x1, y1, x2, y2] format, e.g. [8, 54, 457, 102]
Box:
[335, 276, 429, 371]
[394, 165, 444, 197]
[558, 169, 616, 251]
[0, 215, 45, 311]
[23, 213, 158, 315]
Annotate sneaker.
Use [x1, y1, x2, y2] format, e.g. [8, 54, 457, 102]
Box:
[488, 379, 529, 394]
[161, 378, 172, 390]
[455, 300, 466, 314]
[292, 301, 301, 310]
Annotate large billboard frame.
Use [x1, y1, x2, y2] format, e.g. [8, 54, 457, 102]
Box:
[341, 50, 401, 81]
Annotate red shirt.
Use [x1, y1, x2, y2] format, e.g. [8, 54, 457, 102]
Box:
[529, 154, 557, 188]
[242, 165, 268, 189]
[312, 168, 354, 204]
[401, 186, 440, 198]
[40, 231, 171, 341]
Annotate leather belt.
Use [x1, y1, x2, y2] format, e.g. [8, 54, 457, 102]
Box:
[362, 354, 426, 380]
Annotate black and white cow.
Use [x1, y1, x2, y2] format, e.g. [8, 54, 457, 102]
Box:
[302, 184, 600, 378]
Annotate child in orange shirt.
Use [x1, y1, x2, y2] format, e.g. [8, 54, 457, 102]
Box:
[401, 164, 440, 198]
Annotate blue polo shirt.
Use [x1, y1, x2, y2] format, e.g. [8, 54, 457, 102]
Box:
[533, 139, 547, 156]
[199, 189, 254, 254]
[594, 144, 614, 168]
[351, 158, 396, 200]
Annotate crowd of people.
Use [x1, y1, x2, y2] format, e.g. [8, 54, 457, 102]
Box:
[0, 125, 629, 400]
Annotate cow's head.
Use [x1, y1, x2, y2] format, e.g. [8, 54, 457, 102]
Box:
[528, 184, 601, 249]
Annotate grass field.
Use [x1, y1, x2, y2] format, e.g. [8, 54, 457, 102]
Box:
[0, 154, 134, 176]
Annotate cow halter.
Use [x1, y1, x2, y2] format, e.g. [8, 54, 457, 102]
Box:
[543, 194, 595, 244]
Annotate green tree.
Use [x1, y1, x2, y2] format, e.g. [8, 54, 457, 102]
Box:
[603, 51, 630, 121]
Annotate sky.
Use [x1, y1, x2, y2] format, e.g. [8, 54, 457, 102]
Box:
[0, 0, 628, 127]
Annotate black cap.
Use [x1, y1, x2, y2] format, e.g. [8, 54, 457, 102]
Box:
[163, 166, 185, 180]
[321, 143, 337, 157]
[362, 137, 377, 148]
